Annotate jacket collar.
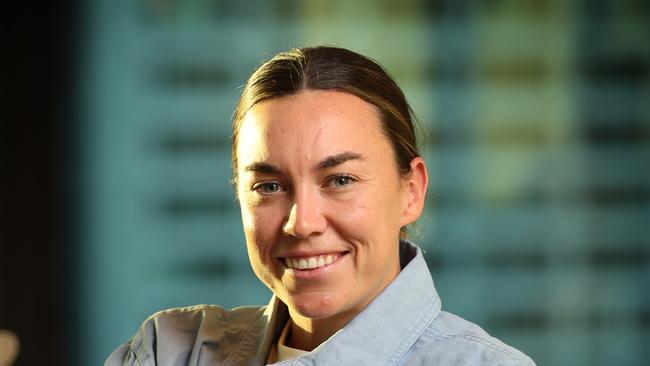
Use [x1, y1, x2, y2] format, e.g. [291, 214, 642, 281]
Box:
[263, 240, 442, 365]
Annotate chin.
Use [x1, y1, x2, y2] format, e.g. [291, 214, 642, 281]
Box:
[286, 293, 345, 320]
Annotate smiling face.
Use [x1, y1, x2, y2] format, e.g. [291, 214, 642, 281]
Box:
[236, 90, 423, 323]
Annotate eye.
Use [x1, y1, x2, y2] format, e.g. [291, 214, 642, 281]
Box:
[328, 175, 356, 188]
[253, 182, 282, 194]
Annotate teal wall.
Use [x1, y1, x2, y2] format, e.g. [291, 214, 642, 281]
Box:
[76, 1, 649, 365]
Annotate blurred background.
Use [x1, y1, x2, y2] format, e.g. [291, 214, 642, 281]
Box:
[2, 0, 649, 365]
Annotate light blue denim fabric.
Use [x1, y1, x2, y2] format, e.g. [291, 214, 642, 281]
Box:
[106, 241, 535, 365]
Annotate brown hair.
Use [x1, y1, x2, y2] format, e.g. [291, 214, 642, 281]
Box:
[232, 46, 423, 237]
[232, 46, 421, 184]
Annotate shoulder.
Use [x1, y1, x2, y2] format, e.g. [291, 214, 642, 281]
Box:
[144, 304, 267, 329]
[105, 304, 268, 366]
[409, 310, 536, 366]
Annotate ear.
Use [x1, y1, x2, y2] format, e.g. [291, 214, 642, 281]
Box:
[400, 157, 428, 227]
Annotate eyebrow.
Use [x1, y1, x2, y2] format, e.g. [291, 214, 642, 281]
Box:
[317, 152, 363, 169]
[244, 152, 363, 174]
[245, 162, 282, 174]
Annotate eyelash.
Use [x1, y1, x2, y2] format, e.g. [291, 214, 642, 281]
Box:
[251, 175, 357, 195]
[252, 181, 283, 195]
[326, 174, 357, 188]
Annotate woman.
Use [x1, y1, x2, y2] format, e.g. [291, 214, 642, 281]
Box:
[106, 46, 535, 365]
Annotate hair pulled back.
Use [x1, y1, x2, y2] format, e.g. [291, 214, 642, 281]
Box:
[232, 46, 421, 183]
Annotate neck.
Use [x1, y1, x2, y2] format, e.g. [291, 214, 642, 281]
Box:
[285, 309, 354, 351]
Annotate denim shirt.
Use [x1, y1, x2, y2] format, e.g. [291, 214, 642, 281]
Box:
[106, 241, 535, 366]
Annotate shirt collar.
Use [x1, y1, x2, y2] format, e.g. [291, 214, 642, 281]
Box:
[276, 320, 309, 361]
[267, 240, 441, 365]
[254, 294, 287, 364]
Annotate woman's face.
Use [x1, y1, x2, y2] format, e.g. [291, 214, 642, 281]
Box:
[236, 90, 423, 321]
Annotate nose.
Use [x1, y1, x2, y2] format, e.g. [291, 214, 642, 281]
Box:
[282, 187, 327, 238]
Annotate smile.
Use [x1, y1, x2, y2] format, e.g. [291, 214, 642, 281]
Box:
[283, 253, 344, 270]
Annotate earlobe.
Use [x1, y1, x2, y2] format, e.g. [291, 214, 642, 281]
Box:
[400, 157, 428, 226]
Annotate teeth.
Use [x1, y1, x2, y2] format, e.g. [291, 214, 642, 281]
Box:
[284, 254, 339, 270]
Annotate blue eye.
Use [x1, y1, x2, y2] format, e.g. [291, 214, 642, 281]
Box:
[255, 182, 281, 194]
[330, 175, 356, 188]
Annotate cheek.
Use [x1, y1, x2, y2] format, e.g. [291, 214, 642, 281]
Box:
[241, 205, 285, 278]
[343, 199, 367, 221]
[330, 196, 366, 226]
[329, 197, 383, 248]
[333, 189, 402, 232]
[239, 195, 255, 229]
[242, 219, 269, 256]
[244, 226, 279, 290]
[243, 205, 285, 244]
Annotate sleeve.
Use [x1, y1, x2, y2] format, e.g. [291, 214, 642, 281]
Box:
[102, 306, 216, 366]
[104, 314, 159, 366]
[103, 305, 267, 366]
[104, 340, 142, 366]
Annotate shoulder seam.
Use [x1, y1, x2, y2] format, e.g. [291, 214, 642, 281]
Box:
[125, 343, 146, 366]
[425, 325, 523, 362]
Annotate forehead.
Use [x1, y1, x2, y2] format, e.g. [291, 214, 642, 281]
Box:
[236, 90, 391, 166]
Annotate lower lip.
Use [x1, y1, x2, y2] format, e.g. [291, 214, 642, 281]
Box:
[283, 253, 348, 280]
